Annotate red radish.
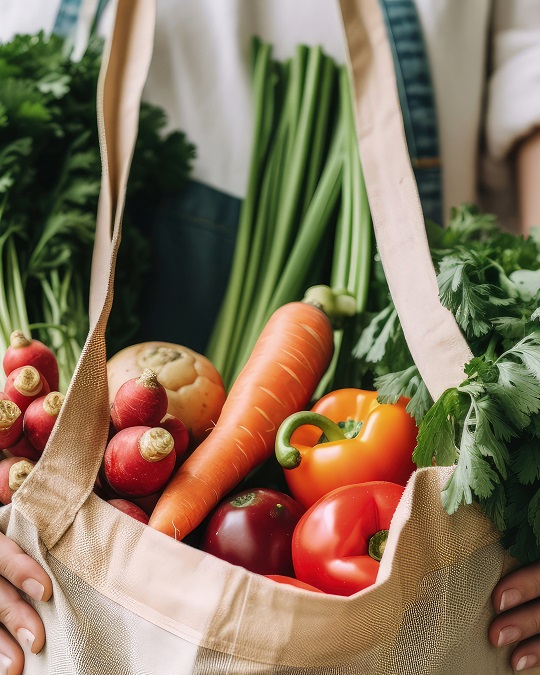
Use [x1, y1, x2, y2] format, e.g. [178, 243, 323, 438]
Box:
[130, 491, 163, 517]
[3, 330, 59, 392]
[23, 391, 65, 452]
[4, 366, 50, 413]
[5, 434, 42, 461]
[0, 399, 23, 449]
[159, 414, 189, 464]
[103, 426, 176, 498]
[0, 456, 35, 505]
[110, 368, 169, 432]
[108, 498, 150, 524]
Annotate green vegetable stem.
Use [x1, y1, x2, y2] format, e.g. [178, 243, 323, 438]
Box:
[206, 38, 374, 392]
[0, 32, 194, 391]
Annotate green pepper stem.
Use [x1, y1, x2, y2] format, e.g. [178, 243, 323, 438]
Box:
[368, 529, 389, 562]
[275, 411, 347, 469]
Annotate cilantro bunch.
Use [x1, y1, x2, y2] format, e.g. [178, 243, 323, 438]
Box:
[354, 204, 540, 562]
[0, 32, 195, 391]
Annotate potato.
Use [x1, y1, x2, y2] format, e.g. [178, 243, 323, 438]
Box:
[107, 342, 226, 446]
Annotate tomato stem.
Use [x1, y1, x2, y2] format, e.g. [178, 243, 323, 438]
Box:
[368, 529, 389, 562]
[275, 411, 347, 469]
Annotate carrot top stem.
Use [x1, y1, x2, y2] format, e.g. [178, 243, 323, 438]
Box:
[303, 285, 356, 327]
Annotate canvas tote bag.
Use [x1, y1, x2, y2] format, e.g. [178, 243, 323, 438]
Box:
[0, 0, 528, 673]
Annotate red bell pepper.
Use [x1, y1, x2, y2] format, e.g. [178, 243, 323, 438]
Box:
[275, 388, 417, 508]
[292, 481, 404, 596]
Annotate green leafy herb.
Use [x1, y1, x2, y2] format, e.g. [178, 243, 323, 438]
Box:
[353, 204, 540, 562]
[0, 32, 195, 390]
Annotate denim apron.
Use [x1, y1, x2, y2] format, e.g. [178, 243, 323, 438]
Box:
[55, 0, 442, 355]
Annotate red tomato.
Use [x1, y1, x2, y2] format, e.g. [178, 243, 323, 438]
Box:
[292, 481, 405, 596]
[202, 488, 305, 576]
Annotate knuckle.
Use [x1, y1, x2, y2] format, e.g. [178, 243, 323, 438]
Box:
[0, 600, 22, 630]
[0, 551, 29, 587]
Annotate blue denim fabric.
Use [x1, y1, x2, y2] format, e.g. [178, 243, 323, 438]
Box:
[52, 0, 83, 39]
[379, 0, 443, 225]
[53, 0, 110, 40]
[133, 182, 241, 354]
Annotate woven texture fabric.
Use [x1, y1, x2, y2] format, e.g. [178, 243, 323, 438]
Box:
[0, 469, 520, 674]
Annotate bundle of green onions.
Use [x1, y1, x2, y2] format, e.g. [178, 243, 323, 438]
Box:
[205, 39, 373, 390]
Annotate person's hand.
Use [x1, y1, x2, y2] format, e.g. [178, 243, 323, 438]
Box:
[489, 560, 540, 672]
[0, 531, 52, 675]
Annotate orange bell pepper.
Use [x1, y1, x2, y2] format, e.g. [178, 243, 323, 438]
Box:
[275, 388, 418, 508]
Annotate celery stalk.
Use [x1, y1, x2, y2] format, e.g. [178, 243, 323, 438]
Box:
[205, 42, 275, 374]
[239, 46, 323, 367]
[231, 119, 345, 383]
[301, 58, 337, 217]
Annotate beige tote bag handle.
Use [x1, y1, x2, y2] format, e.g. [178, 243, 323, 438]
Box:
[338, 0, 473, 399]
[13, 0, 157, 548]
[14, 0, 472, 548]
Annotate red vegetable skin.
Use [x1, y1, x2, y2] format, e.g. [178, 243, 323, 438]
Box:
[0, 456, 35, 505]
[159, 414, 189, 464]
[4, 366, 50, 413]
[110, 369, 168, 432]
[103, 426, 176, 498]
[0, 399, 23, 449]
[149, 301, 334, 540]
[130, 491, 163, 517]
[265, 575, 323, 592]
[23, 391, 65, 452]
[3, 330, 59, 392]
[202, 488, 305, 576]
[292, 481, 405, 596]
[5, 434, 42, 461]
[107, 498, 150, 524]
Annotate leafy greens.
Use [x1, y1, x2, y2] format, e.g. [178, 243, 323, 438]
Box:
[0, 32, 195, 390]
[353, 204, 540, 562]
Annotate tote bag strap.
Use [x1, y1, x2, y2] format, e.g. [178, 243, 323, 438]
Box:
[13, 0, 157, 549]
[338, 0, 473, 399]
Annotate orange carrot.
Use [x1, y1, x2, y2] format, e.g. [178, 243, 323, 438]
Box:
[148, 300, 334, 540]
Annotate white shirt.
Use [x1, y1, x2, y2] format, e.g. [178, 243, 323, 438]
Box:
[2, 0, 539, 225]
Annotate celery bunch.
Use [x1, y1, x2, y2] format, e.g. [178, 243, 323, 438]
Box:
[206, 39, 373, 389]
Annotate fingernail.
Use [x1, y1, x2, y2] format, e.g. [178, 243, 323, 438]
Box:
[0, 654, 13, 675]
[516, 655, 538, 671]
[22, 577, 45, 601]
[498, 625, 521, 646]
[16, 627, 35, 651]
[500, 588, 522, 612]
